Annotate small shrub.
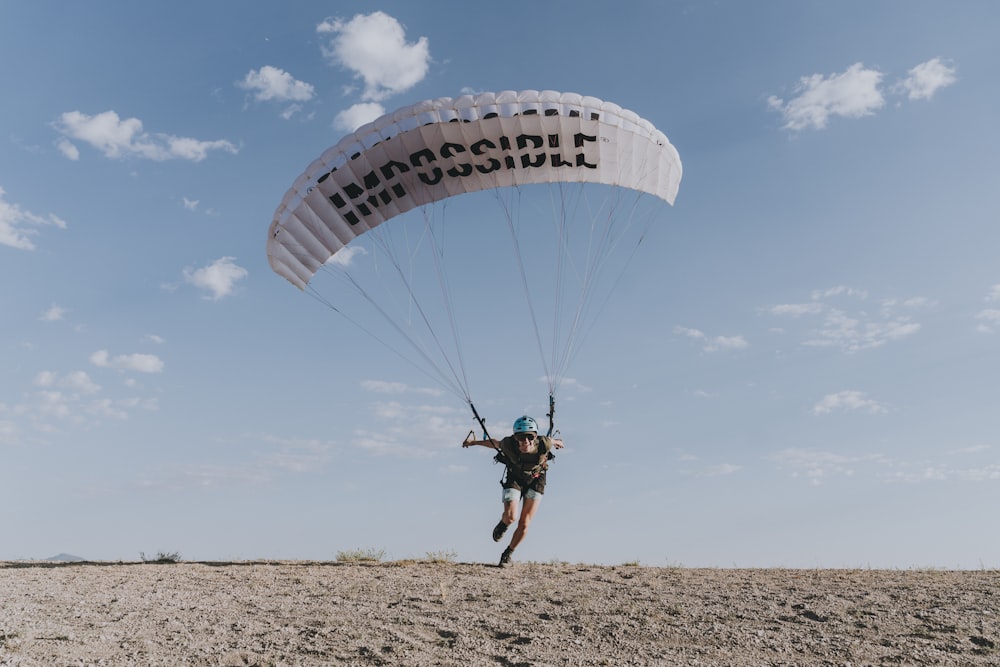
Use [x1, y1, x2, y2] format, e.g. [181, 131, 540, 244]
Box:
[335, 548, 385, 563]
[140, 551, 182, 564]
[425, 550, 457, 563]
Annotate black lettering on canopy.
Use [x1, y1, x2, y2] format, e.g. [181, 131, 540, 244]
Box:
[441, 142, 473, 178]
[517, 134, 545, 169]
[471, 138, 501, 174]
[410, 148, 443, 185]
[574, 133, 598, 169]
[327, 167, 406, 227]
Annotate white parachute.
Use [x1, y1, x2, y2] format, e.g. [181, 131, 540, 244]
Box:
[267, 90, 681, 418]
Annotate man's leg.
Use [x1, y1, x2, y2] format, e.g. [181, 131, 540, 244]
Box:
[494, 489, 519, 542]
[507, 496, 540, 552]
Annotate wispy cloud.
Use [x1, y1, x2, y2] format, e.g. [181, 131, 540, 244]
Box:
[702, 463, 741, 476]
[317, 11, 431, 103]
[0, 370, 159, 444]
[40, 304, 68, 322]
[811, 390, 888, 415]
[53, 110, 239, 162]
[361, 379, 443, 396]
[0, 186, 67, 250]
[976, 285, 1000, 333]
[769, 57, 957, 130]
[182, 256, 248, 300]
[766, 286, 925, 352]
[326, 245, 367, 267]
[90, 350, 164, 373]
[353, 399, 464, 458]
[886, 464, 1000, 483]
[975, 309, 1000, 334]
[36, 370, 101, 395]
[674, 326, 748, 353]
[770, 447, 887, 485]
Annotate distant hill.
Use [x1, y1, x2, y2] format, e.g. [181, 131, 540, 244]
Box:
[47, 553, 86, 562]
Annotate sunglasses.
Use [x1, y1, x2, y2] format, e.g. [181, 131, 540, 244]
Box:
[515, 432, 536, 441]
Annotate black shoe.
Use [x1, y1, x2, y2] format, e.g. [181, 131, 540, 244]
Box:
[498, 547, 513, 568]
[492, 521, 509, 542]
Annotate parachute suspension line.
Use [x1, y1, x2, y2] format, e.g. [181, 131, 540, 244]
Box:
[545, 184, 616, 393]
[546, 182, 572, 397]
[361, 217, 473, 405]
[418, 203, 475, 404]
[303, 280, 468, 400]
[495, 186, 554, 391]
[553, 188, 660, 384]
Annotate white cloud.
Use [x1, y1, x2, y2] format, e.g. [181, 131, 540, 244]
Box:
[768, 62, 884, 130]
[552, 377, 593, 394]
[0, 420, 19, 446]
[0, 186, 68, 250]
[53, 110, 238, 162]
[887, 464, 1000, 483]
[326, 245, 367, 267]
[770, 447, 885, 485]
[182, 256, 248, 300]
[35, 370, 101, 395]
[238, 65, 315, 103]
[361, 379, 442, 396]
[768, 288, 924, 353]
[897, 57, 957, 100]
[975, 309, 1000, 334]
[986, 285, 1000, 302]
[56, 138, 80, 160]
[90, 350, 164, 373]
[353, 399, 464, 457]
[767, 303, 824, 317]
[40, 304, 67, 322]
[769, 58, 958, 131]
[811, 390, 888, 415]
[811, 286, 868, 300]
[702, 463, 741, 477]
[674, 326, 748, 352]
[333, 102, 385, 132]
[182, 197, 199, 211]
[318, 11, 430, 102]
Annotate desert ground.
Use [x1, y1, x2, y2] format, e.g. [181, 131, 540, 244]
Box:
[1, 560, 998, 666]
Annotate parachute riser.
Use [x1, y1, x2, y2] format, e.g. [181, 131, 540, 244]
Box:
[546, 393, 556, 437]
[468, 402, 498, 451]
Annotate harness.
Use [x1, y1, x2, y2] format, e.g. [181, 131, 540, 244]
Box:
[468, 395, 557, 488]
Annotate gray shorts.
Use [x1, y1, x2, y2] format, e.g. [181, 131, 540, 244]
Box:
[502, 486, 542, 503]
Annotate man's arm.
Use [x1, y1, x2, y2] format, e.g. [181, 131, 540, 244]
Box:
[462, 432, 499, 448]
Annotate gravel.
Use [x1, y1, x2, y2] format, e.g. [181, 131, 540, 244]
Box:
[1, 561, 998, 666]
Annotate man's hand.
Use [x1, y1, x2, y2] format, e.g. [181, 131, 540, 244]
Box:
[462, 431, 476, 448]
[552, 438, 564, 449]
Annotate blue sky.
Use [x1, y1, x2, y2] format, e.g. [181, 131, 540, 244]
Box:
[2, 1, 998, 567]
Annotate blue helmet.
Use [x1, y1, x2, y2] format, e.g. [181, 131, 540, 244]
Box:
[513, 415, 538, 434]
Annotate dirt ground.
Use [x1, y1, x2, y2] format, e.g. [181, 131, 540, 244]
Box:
[1, 560, 998, 666]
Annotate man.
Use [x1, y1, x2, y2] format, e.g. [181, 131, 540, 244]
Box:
[462, 415, 564, 567]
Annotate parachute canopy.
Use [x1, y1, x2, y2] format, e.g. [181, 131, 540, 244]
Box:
[267, 90, 682, 289]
